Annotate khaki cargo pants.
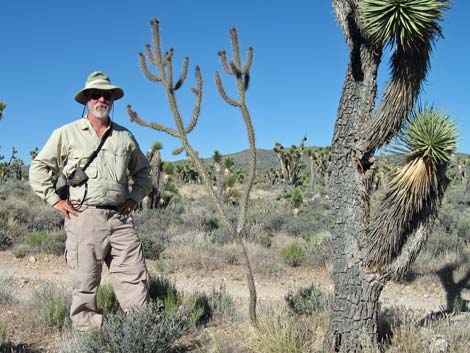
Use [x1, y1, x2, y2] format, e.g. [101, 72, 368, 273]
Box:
[64, 207, 149, 331]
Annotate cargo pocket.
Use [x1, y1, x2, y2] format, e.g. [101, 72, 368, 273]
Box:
[65, 238, 78, 271]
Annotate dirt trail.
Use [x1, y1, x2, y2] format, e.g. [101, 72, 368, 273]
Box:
[0, 250, 447, 314]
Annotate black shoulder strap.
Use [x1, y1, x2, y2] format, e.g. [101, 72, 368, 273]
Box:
[82, 124, 113, 171]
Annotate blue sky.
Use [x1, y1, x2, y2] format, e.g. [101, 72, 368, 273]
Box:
[0, 0, 468, 164]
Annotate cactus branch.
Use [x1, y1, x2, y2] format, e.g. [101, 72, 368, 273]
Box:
[173, 57, 189, 91]
[215, 71, 240, 106]
[127, 105, 181, 137]
[139, 53, 161, 82]
[242, 47, 254, 74]
[217, 50, 234, 75]
[229, 28, 242, 71]
[145, 44, 157, 67]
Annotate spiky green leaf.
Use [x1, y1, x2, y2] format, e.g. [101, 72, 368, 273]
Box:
[358, 0, 449, 49]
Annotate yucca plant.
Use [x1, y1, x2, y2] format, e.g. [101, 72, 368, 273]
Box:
[367, 105, 458, 269]
[360, 0, 450, 150]
[358, 0, 449, 49]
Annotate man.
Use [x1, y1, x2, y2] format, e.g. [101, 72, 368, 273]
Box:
[29, 71, 152, 331]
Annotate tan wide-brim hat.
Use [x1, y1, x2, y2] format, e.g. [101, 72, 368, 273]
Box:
[74, 71, 124, 104]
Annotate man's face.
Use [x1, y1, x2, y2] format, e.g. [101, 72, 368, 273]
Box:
[87, 90, 113, 119]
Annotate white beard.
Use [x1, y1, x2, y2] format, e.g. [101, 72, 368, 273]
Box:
[90, 103, 110, 119]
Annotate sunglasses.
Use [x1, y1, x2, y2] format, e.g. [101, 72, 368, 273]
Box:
[88, 90, 113, 100]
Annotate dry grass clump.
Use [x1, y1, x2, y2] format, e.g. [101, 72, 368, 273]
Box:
[243, 307, 313, 353]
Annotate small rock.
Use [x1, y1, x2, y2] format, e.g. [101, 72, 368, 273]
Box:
[29, 256, 37, 263]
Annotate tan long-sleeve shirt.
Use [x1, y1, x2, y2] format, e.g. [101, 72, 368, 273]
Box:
[29, 117, 151, 207]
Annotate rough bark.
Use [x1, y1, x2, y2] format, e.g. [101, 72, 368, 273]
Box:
[325, 1, 385, 350]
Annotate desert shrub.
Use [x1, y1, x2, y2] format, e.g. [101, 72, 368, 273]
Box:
[25, 231, 48, 248]
[140, 229, 169, 260]
[11, 244, 30, 258]
[30, 282, 71, 329]
[24, 230, 65, 255]
[304, 231, 333, 266]
[97, 283, 120, 316]
[0, 182, 63, 242]
[0, 230, 12, 250]
[256, 232, 273, 248]
[208, 227, 233, 245]
[279, 243, 306, 267]
[60, 302, 189, 353]
[154, 259, 167, 273]
[42, 231, 66, 255]
[0, 272, 16, 304]
[256, 210, 289, 233]
[281, 212, 322, 237]
[184, 292, 212, 327]
[245, 309, 309, 353]
[208, 286, 235, 320]
[285, 285, 332, 315]
[149, 275, 179, 310]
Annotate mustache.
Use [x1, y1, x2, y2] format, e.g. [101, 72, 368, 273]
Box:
[94, 103, 109, 109]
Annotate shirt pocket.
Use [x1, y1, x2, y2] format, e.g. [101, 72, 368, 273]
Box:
[109, 147, 130, 184]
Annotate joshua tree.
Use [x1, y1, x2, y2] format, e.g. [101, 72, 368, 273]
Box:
[326, 0, 455, 351]
[128, 19, 258, 322]
[306, 146, 331, 192]
[273, 135, 307, 189]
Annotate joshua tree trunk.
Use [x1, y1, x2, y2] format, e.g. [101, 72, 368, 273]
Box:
[325, 47, 384, 349]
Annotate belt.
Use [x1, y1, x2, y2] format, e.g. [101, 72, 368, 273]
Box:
[93, 205, 118, 211]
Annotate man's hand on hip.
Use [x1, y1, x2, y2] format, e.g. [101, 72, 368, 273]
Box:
[118, 198, 138, 217]
[53, 199, 79, 219]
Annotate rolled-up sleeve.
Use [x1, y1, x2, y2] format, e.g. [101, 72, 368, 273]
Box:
[29, 129, 67, 206]
[128, 135, 151, 203]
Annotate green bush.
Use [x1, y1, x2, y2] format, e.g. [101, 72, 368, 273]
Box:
[97, 283, 120, 316]
[184, 292, 212, 327]
[285, 284, 332, 315]
[208, 286, 234, 319]
[25, 231, 48, 248]
[279, 243, 306, 267]
[31, 282, 71, 329]
[291, 187, 303, 209]
[149, 275, 179, 311]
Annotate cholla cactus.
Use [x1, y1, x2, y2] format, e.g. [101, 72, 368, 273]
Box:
[128, 19, 258, 322]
